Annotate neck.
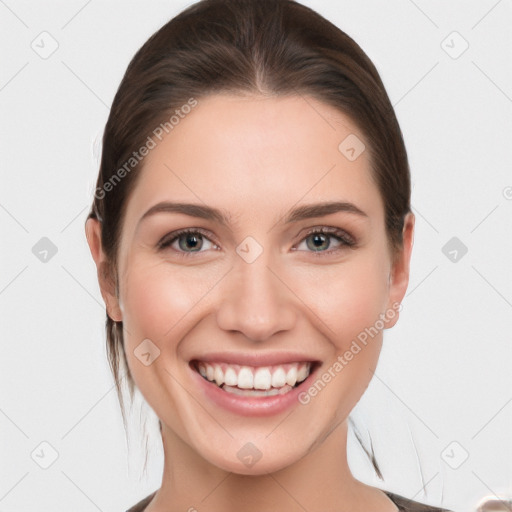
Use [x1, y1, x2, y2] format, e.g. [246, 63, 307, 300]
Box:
[146, 419, 395, 512]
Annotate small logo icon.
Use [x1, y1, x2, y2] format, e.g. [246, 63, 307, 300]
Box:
[441, 440, 469, 469]
[32, 237, 58, 263]
[441, 31, 469, 59]
[237, 442, 262, 467]
[31, 31, 59, 60]
[236, 443, 263, 468]
[442, 236, 468, 263]
[31, 441, 59, 469]
[134, 338, 161, 366]
[236, 236, 263, 264]
[503, 186, 512, 200]
[338, 134, 366, 161]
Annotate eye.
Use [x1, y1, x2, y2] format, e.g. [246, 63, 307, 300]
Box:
[157, 228, 218, 256]
[157, 226, 356, 258]
[293, 227, 356, 255]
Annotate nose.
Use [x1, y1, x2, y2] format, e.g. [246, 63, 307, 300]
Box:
[215, 249, 298, 342]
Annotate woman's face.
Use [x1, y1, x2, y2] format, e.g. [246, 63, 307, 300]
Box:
[91, 93, 413, 474]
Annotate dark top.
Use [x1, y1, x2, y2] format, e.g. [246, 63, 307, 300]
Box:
[126, 490, 453, 511]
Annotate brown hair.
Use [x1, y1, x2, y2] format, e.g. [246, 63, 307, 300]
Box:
[86, 0, 410, 479]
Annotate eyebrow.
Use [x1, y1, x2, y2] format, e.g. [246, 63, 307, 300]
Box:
[137, 200, 368, 229]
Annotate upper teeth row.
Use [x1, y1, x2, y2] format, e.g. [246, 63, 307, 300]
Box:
[196, 361, 312, 390]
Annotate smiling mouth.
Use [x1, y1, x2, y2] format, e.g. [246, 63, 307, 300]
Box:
[191, 360, 318, 397]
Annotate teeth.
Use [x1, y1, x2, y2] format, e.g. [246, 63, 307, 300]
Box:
[196, 361, 312, 392]
[237, 367, 254, 389]
[224, 366, 238, 386]
[286, 366, 298, 387]
[271, 367, 286, 388]
[214, 365, 223, 386]
[223, 384, 293, 397]
[297, 364, 309, 382]
[253, 367, 272, 390]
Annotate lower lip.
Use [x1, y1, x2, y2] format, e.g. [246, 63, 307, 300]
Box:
[189, 363, 319, 417]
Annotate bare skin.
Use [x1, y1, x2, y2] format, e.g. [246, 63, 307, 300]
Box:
[87, 93, 414, 511]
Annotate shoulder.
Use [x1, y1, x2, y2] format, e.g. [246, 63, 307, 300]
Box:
[126, 489, 454, 512]
[384, 491, 454, 512]
[125, 490, 157, 512]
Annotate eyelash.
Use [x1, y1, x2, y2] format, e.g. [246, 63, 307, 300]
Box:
[157, 227, 356, 258]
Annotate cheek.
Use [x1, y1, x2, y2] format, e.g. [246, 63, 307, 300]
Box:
[120, 257, 223, 344]
[118, 258, 222, 412]
[301, 257, 389, 348]
[298, 261, 388, 419]
[297, 265, 389, 411]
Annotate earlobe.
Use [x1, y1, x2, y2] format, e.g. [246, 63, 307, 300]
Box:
[384, 212, 415, 329]
[85, 218, 123, 322]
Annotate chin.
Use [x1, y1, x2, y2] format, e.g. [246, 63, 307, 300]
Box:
[190, 431, 311, 476]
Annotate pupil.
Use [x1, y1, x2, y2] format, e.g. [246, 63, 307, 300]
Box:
[308, 233, 329, 251]
[179, 233, 202, 251]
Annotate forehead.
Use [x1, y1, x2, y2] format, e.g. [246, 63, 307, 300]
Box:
[122, 93, 383, 231]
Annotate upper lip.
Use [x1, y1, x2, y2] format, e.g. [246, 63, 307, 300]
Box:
[190, 352, 321, 367]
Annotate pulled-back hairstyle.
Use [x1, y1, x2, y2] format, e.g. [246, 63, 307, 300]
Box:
[86, 0, 411, 479]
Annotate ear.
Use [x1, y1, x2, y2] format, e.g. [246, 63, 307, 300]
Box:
[85, 217, 123, 322]
[384, 212, 415, 329]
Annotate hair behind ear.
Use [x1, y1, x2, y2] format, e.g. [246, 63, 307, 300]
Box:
[348, 415, 383, 480]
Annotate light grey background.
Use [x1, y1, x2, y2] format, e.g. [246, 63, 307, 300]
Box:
[1, 1, 511, 511]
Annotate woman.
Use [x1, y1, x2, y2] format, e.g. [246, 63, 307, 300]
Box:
[85, 0, 454, 510]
